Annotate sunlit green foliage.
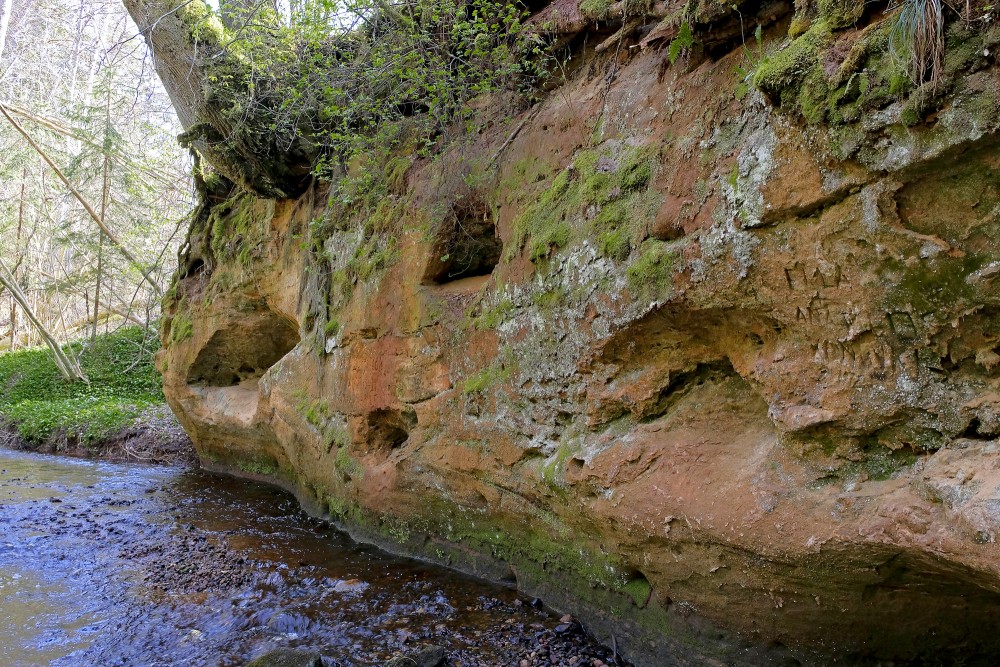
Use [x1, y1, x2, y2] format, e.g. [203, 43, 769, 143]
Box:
[187, 0, 550, 183]
[0, 327, 162, 446]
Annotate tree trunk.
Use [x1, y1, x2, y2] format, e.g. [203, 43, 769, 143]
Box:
[122, 0, 312, 198]
[93, 92, 112, 343]
[0, 257, 88, 383]
[10, 167, 25, 350]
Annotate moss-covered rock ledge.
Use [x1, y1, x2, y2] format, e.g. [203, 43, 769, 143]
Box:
[142, 0, 1000, 664]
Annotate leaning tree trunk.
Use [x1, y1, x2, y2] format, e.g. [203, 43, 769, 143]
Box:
[0, 257, 88, 383]
[122, 0, 314, 198]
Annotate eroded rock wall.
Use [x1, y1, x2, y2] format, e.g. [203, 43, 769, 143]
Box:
[158, 3, 1000, 664]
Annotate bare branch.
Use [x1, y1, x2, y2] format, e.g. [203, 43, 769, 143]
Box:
[0, 101, 162, 295]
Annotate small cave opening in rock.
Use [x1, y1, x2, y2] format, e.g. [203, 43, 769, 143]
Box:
[638, 359, 738, 423]
[423, 199, 502, 284]
[840, 551, 1000, 662]
[700, 0, 794, 61]
[620, 570, 654, 609]
[186, 315, 300, 387]
[354, 407, 418, 454]
[961, 417, 996, 441]
[181, 257, 206, 279]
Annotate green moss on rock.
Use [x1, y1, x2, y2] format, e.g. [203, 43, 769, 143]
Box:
[753, 21, 832, 101]
[817, 0, 863, 29]
[169, 313, 194, 344]
[470, 297, 514, 330]
[462, 363, 511, 394]
[622, 575, 653, 608]
[509, 143, 660, 264]
[334, 446, 364, 479]
[599, 227, 632, 260]
[627, 240, 675, 299]
[209, 194, 273, 268]
[234, 454, 282, 477]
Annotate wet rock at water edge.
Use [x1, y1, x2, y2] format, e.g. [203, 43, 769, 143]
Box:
[244, 647, 324, 667]
[384, 644, 447, 667]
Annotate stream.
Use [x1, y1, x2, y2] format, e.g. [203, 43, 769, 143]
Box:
[0, 449, 615, 667]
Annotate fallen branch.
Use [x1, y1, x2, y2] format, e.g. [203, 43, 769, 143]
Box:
[0, 256, 88, 383]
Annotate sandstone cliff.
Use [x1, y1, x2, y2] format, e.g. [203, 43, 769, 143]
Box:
[143, 0, 1000, 663]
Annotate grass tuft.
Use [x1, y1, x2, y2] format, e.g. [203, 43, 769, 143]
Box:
[889, 0, 945, 90]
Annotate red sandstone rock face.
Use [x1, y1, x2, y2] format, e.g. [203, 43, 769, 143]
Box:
[157, 6, 1000, 665]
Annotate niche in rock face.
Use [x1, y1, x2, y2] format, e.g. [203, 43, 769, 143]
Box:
[351, 407, 418, 454]
[186, 314, 300, 387]
[423, 199, 502, 284]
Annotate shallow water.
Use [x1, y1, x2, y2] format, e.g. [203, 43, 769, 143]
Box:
[0, 449, 611, 667]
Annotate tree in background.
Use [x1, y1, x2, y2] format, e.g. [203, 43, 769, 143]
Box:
[0, 0, 192, 359]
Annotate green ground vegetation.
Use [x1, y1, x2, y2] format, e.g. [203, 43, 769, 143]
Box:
[0, 327, 163, 448]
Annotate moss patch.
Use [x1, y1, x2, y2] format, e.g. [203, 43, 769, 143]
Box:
[209, 194, 274, 268]
[463, 363, 512, 394]
[817, 0, 864, 29]
[621, 574, 653, 608]
[469, 297, 514, 331]
[753, 9, 1000, 129]
[753, 21, 833, 102]
[169, 313, 194, 344]
[334, 446, 365, 479]
[236, 455, 281, 477]
[626, 240, 676, 300]
[508, 142, 661, 264]
[882, 252, 987, 326]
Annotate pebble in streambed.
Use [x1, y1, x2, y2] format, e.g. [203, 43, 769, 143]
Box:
[0, 450, 620, 667]
[245, 613, 616, 667]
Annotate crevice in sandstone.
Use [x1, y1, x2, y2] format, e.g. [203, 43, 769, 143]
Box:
[423, 198, 502, 284]
[759, 180, 862, 227]
[640, 360, 737, 422]
[699, 1, 795, 60]
[587, 360, 738, 429]
[961, 417, 996, 441]
[353, 407, 418, 454]
[186, 315, 300, 387]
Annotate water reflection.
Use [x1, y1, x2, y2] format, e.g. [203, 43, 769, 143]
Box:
[0, 450, 609, 667]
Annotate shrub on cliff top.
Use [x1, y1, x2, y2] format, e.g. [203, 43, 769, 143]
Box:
[184, 0, 550, 186]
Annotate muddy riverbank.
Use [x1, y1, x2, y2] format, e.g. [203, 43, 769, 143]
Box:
[0, 403, 197, 466]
